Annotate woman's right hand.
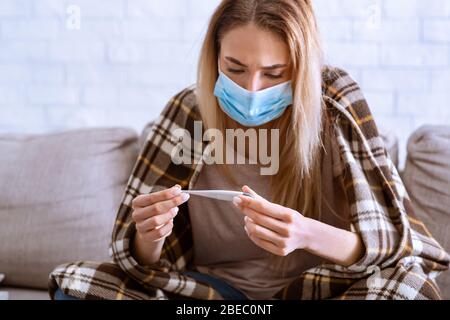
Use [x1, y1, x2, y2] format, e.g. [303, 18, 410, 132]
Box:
[131, 184, 190, 243]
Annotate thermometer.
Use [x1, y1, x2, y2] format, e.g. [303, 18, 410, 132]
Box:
[181, 190, 254, 202]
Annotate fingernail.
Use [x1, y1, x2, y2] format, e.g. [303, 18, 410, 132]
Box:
[244, 225, 249, 233]
[233, 196, 242, 206]
[181, 192, 190, 201]
[172, 185, 181, 196]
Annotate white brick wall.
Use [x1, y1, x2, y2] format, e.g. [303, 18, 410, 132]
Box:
[0, 0, 449, 169]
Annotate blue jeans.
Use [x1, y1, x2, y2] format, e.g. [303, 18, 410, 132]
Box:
[182, 270, 248, 300]
[54, 288, 81, 300]
[54, 270, 248, 300]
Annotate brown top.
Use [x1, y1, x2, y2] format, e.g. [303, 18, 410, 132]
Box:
[188, 118, 351, 300]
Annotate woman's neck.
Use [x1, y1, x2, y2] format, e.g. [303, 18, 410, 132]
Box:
[222, 109, 290, 164]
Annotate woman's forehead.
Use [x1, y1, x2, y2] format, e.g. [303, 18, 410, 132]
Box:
[220, 25, 290, 68]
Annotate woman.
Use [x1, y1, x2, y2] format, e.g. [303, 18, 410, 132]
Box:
[51, 0, 448, 300]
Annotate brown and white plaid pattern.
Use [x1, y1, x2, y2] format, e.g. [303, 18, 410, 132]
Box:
[48, 66, 449, 300]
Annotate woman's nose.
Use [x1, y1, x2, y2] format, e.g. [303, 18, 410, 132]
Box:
[244, 74, 263, 92]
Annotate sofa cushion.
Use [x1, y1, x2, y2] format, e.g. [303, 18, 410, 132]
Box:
[403, 125, 450, 299]
[1, 287, 49, 300]
[0, 127, 139, 289]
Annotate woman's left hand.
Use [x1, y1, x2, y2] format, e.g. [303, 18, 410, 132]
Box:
[233, 185, 310, 256]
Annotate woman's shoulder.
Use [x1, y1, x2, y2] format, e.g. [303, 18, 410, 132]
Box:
[321, 65, 363, 103]
[159, 84, 201, 123]
[163, 84, 198, 111]
[321, 65, 382, 142]
[321, 66, 373, 120]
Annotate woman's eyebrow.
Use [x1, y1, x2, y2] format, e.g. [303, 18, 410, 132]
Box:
[225, 56, 248, 67]
[225, 56, 288, 70]
[261, 64, 288, 70]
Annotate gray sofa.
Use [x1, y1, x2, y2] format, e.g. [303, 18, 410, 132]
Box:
[0, 122, 449, 300]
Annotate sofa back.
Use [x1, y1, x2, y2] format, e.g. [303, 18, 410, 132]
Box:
[0, 127, 139, 289]
[402, 125, 450, 299]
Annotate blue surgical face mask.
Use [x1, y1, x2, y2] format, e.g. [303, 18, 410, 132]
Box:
[213, 67, 293, 127]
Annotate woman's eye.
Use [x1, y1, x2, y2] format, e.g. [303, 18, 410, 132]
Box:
[265, 73, 283, 79]
[226, 68, 283, 79]
[227, 68, 245, 74]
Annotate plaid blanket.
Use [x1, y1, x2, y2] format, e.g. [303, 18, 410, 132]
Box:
[49, 66, 449, 300]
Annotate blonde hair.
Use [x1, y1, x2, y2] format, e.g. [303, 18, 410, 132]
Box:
[196, 0, 325, 270]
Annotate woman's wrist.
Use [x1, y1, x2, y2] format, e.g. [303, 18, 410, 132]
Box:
[297, 215, 315, 251]
[131, 231, 164, 266]
[300, 216, 365, 267]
